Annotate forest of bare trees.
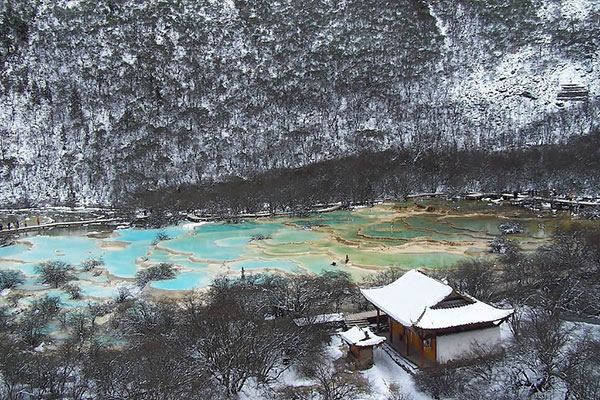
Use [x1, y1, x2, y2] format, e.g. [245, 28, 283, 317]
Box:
[132, 130, 600, 216]
[0, 269, 361, 399]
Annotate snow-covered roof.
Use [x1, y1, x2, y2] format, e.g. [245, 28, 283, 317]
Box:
[414, 299, 514, 330]
[361, 270, 513, 330]
[293, 313, 344, 327]
[360, 270, 453, 326]
[340, 326, 386, 347]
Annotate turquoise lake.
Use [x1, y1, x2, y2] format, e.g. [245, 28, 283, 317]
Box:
[0, 202, 574, 298]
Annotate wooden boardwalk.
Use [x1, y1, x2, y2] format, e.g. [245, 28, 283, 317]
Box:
[0, 217, 124, 236]
[465, 192, 600, 210]
[186, 202, 344, 221]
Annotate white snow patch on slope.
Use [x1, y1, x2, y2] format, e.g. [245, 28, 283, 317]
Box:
[65, 0, 81, 9]
[428, 2, 449, 46]
[453, 45, 598, 129]
[122, 53, 137, 65]
[538, 0, 598, 21]
[181, 221, 211, 230]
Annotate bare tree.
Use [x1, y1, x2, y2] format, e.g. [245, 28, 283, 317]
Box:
[0, 269, 25, 290]
[35, 260, 75, 288]
[362, 269, 405, 288]
[60, 310, 94, 341]
[386, 383, 414, 400]
[136, 263, 177, 287]
[16, 296, 61, 346]
[443, 258, 499, 302]
[310, 362, 371, 400]
[319, 271, 358, 313]
[413, 363, 463, 400]
[115, 286, 133, 303]
[182, 280, 330, 396]
[280, 358, 371, 400]
[80, 257, 104, 272]
[510, 309, 574, 396]
[564, 337, 600, 400]
[63, 283, 82, 299]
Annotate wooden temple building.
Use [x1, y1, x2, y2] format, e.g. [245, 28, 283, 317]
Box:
[361, 270, 513, 368]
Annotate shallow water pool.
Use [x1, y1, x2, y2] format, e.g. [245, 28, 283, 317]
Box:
[0, 202, 573, 295]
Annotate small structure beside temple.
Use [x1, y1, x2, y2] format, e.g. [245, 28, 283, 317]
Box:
[361, 270, 513, 368]
[340, 326, 386, 370]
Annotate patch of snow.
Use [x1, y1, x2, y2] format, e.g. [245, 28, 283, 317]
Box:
[1, 288, 11, 297]
[327, 334, 345, 361]
[293, 313, 345, 327]
[428, 2, 450, 50]
[181, 221, 211, 230]
[33, 342, 45, 352]
[539, 0, 599, 21]
[122, 53, 137, 65]
[65, 0, 80, 9]
[360, 347, 431, 400]
[557, 63, 586, 85]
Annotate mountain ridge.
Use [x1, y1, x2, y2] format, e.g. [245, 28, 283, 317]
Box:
[0, 0, 598, 206]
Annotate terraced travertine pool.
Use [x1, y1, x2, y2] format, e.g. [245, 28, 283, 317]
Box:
[0, 201, 577, 301]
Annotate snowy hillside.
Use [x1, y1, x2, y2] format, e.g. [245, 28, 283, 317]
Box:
[0, 0, 598, 206]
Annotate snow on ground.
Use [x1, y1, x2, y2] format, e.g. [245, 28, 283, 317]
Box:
[440, 0, 600, 142]
[361, 347, 432, 400]
[565, 319, 600, 342]
[327, 334, 345, 360]
[453, 46, 598, 136]
[239, 333, 431, 399]
[317, 335, 432, 400]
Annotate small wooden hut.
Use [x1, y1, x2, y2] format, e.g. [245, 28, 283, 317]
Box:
[340, 326, 386, 370]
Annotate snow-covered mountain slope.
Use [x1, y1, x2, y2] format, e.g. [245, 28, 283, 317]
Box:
[430, 0, 600, 148]
[0, 0, 598, 206]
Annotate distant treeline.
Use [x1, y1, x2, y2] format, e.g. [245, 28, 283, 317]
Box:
[131, 130, 600, 214]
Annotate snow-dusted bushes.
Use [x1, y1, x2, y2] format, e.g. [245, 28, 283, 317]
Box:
[0, 271, 358, 399]
[79, 257, 104, 272]
[2, 0, 600, 207]
[278, 360, 372, 400]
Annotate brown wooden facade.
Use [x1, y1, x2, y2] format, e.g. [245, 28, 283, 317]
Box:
[376, 306, 505, 368]
[363, 271, 514, 368]
[385, 314, 437, 367]
[347, 344, 375, 370]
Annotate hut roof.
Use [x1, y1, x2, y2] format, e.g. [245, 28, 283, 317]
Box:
[340, 326, 386, 347]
